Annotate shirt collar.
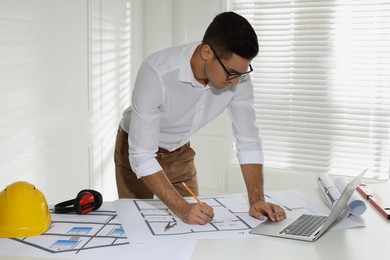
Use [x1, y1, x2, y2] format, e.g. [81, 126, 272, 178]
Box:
[179, 42, 204, 88]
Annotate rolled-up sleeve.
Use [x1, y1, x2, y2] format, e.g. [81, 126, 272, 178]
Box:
[127, 62, 164, 178]
[228, 77, 264, 165]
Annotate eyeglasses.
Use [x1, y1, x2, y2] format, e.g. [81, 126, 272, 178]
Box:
[210, 47, 253, 80]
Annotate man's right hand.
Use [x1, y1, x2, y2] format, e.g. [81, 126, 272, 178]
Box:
[142, 171, 214, 225]
[179, 202, 214, 225]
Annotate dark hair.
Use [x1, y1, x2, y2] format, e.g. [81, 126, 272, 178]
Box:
[202, 12, 259, 60]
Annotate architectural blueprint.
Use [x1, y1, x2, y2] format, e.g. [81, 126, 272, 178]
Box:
[0, 206, 196, 260]
[0, 210, 131, 259]
[114, 191, 308, 244]
[14, 210, 128, 253]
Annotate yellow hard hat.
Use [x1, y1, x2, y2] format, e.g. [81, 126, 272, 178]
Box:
[0, 181, 51, 238]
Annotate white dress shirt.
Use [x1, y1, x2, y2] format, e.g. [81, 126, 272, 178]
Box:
[120, 42, 263, 178]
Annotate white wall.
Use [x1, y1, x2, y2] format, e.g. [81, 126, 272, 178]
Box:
[0, 0, 238, 205]
[89, 0, 133, 201]
[0, 0, 132, 204]
[142, 0, 225, 54]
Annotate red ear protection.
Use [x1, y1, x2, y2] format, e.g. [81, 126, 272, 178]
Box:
[54, 189, 103, 214]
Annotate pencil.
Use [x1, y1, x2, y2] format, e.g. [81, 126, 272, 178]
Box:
[182, 182, 202, 204]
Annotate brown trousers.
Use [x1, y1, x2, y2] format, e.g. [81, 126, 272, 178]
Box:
[114, 128, 199, 199]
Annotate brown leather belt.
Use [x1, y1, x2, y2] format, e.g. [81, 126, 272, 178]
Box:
[119, 127, 189, 154]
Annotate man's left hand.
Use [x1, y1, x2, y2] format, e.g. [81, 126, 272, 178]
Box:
[249, 201, 287, 222]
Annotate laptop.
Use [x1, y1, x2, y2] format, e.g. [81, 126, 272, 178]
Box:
[250, 169, 366, 242]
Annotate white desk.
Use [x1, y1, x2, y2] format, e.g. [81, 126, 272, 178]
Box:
[192, 178, 390, 260]
[1, 173, 389, 260]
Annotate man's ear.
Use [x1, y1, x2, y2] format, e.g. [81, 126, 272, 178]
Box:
[200, 44, 212, 61]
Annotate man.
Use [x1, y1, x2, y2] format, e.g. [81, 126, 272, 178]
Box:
[115, 12, 286, 225]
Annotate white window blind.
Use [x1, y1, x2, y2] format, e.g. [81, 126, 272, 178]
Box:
[231, 0, 390, 179]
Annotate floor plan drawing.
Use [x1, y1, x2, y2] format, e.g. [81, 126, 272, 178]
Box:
[12, 210, 129, 254]
[114, 192, 308, 243]
[134, 197, 256, 236]
[0, 209, 196, 260]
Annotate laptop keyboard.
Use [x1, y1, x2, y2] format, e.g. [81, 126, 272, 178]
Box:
[280, 214, 327, 237]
